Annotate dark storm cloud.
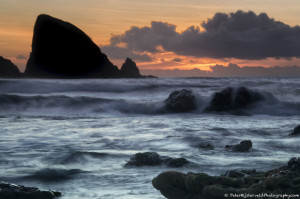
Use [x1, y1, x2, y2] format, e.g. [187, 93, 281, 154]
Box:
[102, 10, 300, 60]
[16, 54, 27, 60]
[100, 45, 152, 61]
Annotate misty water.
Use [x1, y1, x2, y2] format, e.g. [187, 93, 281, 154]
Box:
[0, 77, 299, 198]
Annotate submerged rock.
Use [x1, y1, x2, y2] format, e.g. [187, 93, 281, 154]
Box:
[164, 157, 190, 168]
[197, 143, 214, 150]
[0, 182, 61, 199]
[153, 157, 300, 199]
[0, 56, 21, 78]
[25, 14, 120, 78]
[120, 58, 142, 78]
[125, 152, 190, 167]
[225, 140, 252, 152]
[125, 152, 163, 167]
[24, 168, 84, 182]
[61, 151, 108, 164]
[164, 89, 197, 113]
[206, 87, 267, 112]
[290, 125, 300, 136]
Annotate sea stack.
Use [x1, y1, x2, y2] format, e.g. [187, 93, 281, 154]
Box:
[25, 14, 120, 78]
[120, 58, 142, 78]
[0, 56, 21, 77]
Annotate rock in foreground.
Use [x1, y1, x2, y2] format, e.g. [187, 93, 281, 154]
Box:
[153, 157, 300, 199]
[125, 152, 190, 168]
[164, 89, 197, 113]
[0, 182, 61, 199]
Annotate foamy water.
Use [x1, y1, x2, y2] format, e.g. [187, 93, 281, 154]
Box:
[0, 77, 299, 198]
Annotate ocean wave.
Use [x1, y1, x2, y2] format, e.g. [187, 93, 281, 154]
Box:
[0, 86, 299, 116]
[0, 94, 164, 115]
[0, 79, 213, 94]
[23, 168, 85, 182]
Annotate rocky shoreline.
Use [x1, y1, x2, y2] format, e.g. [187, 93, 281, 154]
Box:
[0, 182, 61, 199]
[152, 157, 300, 199]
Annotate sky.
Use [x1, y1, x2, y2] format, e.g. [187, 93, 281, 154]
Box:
[1, 0, 300, 76]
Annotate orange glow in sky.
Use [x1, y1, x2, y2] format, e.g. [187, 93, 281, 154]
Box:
[1, 0, 300, 73]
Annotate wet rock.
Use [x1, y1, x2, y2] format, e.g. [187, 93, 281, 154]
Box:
[120, 58, 142, 78]
[164, 158, 190, 168]
[197, 143, 214, 150]
[164, 89, 197, 113]
[153, 158, 300, 199]
[290, 125, 300, 136]
[225, 170, 246, 178]
[125, 152, 163, 167]
[0, 182, 61, 199]
[152, 171, 192, 199]
[25, 14, 120, 78]
[0, 56, 21, 78]
[287, 157, 300, 170]
[225, 140, 252, 152]
[125, 152, 190, 167]
[206, 87, 266, 112]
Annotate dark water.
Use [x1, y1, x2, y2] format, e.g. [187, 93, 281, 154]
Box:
[0, 77, 299, 198]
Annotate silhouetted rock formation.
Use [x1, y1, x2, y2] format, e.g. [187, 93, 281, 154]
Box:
[206, 87, 267, 112]
[0, 56, 21, 77]
[125, 152, 190, 168]
[0, 181, 61, 199]
[164, 89, 197, 113]
[120, 58, 142, 78]
[25, 14, 120, 78]
[153, 157, 300, 199]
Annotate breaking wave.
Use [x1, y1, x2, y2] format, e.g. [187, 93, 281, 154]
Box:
[0, 88, 299, 116]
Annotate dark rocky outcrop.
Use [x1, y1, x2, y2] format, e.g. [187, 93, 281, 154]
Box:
[290, 125, 300, 136]
[125, 152, 190, 168]
[287, 157, 300, 170]
[206, 87, 267, 112]
[197, 143, 214, 150]
[153, 157, 300, 199]
[225, 140, 252, 152]
[0, 56, 21, 77]
[0, 182, 61, 199]
[164, 89, 197, 113]
[25, 14, 121, 78]
[120, 58, 142, 78]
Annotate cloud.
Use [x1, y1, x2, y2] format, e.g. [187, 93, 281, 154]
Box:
[141, 64, 300, 77]
[141, 68, 209, 77]
[16, 54, 27, 60]
[101, 45, 152, 61]
[102, 10, 300, 60]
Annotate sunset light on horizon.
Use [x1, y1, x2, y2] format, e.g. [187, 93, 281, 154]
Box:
[1, 0, 300, 76]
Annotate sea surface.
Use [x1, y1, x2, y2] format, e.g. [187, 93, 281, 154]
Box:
[0, 77, 299, 199]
